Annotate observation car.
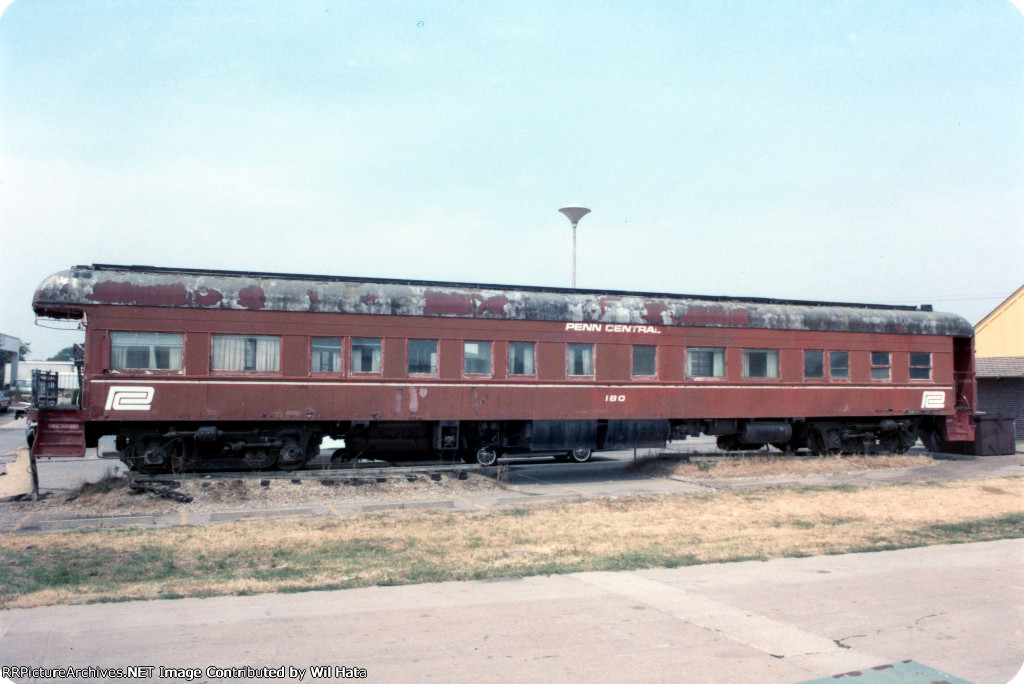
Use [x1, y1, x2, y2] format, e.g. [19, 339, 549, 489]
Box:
[28, 264, 977, 470]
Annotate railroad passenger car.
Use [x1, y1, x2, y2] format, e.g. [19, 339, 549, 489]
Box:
[28, 264, 977, 470]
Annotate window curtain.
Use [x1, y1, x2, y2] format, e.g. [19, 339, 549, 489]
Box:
[688, 349, 724, 378]
[743, 350, 778, 378]
[712, 351, 724, 377]
[156, 346, 183, 370]
[568, 344, 593, 376]
[510, 343, 535, 375]
[520, 345, 535, 374]
[253, 337, 279, 371]
[212, 335, 279, 371]
[212, 336, 246, 370]
[312, 339, 342, 372]
[110, 332, 182, 370]
[352, 339, 381, 372]
[409, 341, 437, 374]
[111, 344, 129, 369]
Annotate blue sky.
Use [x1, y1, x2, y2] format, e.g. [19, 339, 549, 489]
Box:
[1, 0, 1022, 359]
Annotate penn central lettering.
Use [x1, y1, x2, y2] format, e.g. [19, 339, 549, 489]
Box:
[565, 323, 662, 334]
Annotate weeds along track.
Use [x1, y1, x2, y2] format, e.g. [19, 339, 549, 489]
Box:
[135, 450, 946, 485]
[139, 462, 482, 484]
[131, 450, 642, 483]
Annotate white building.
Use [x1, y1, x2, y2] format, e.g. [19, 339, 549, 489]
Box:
[0, 333, 20, 389]
[14, 360, 79, 391]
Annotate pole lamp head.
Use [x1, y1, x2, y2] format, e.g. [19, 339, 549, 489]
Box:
[559, 206, 591, 226]
[560, 206, 590, 289]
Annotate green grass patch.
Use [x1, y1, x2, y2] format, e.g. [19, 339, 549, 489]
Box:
[796, 483, 860, 494]
[910, 513, 1024, 544]
[2, 477, 1022, 608]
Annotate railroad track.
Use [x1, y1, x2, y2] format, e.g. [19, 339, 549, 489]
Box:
[138, 460, 483, 483]
[120, 447, 933, 484]
[128, 452, 632, 483]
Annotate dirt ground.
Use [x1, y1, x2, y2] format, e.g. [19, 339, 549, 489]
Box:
[646, 452, 936, 479]
[0, 448, 512, 515]
[0, 447, 965, 518]
[0, 449, 34, 499]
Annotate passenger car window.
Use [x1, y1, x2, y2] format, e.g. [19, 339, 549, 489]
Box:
[687, 348, 724, 378]
[311, 338, 341, 372]
[829, 351, 849, 379]
[508, 342, 535, 375]
[464, 341, 492, 374]
[632, 345, 656, 377]
[567, 343, 594, 376]
[871, 352, 890, 380]
[351, 338, 382, 373]
[408, 340, 438, 375]
[804, 350, 824, 379]
[742, 349, 780, 378]
[111, 332, 183, 370]
[909, 352, 931, 380]
[211, 335, 280, 371]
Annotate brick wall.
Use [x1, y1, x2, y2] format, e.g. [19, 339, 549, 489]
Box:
[977, 377, 1024, 439]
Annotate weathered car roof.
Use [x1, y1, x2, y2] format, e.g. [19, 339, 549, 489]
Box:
[33, 264, 974, 336]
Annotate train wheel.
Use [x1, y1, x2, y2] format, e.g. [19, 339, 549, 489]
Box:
[826, 429, 844, 455]
[129, 436, 171, 474]
[716, 435, 741, 451]
[919, 431, 939, 453]
[128, 458, 165, 475]
[127, 452, 166, 475]
[894, 428, 916, 454]
[806, 429, 826, 456]
[276, 440, 307, 471]
[475, 446, 499, 466]
[569, 448, 591, 463]
[330, 450, 355, 464]
[276, 461, 305, 472]
[168, 439, 195, 473]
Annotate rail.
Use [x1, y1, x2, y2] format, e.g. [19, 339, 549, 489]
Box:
[134, 461, 481, 483]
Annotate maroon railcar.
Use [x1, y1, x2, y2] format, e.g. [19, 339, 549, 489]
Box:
[29, 264, 976, 469]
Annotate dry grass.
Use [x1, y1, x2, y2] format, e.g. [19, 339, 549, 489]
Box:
[3, 451, 937, 514]
[2, 475, 1022, 609]
[627, 453, 935, 480]
[8, 468, 509, 516]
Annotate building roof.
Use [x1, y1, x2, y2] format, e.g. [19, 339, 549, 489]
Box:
[976, 356, 1024, 378]
[975, 283, 1024, 358]
[32, 264, 976, 337]
[0, 333, 20, 355]
[976, 283, 1024, 329]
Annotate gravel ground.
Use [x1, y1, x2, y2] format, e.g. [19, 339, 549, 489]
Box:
[1, 451, 515, 517]
[4, 445, 1020, 522]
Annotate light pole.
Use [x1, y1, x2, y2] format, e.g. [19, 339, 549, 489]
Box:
[559, 206, 590, 288]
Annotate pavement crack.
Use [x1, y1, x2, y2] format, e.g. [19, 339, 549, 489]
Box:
[910, 613, 945, 629]
[834, 635, 867, 649]
[667, 477, 722, 490]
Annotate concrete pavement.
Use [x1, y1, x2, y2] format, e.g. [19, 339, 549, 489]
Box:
[1, 539, 1021, 684]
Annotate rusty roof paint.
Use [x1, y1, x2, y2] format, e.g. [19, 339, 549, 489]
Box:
[32, 264, 974, 337]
